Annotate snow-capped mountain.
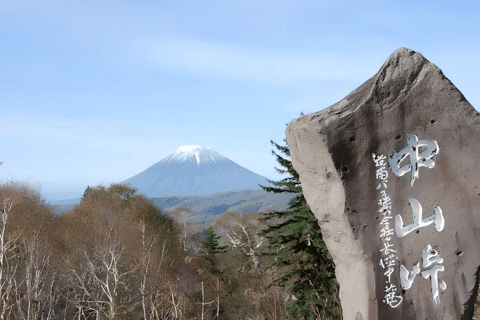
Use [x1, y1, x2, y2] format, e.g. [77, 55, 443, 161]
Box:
[120, 145, 270, 197]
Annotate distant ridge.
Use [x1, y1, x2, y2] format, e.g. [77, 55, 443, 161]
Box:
[151, 189, 295, 222]
[48, 189, 294, 222]
[120, 145, 270, 197]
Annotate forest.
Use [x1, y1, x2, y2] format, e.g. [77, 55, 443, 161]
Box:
[0, 181, 340, 320]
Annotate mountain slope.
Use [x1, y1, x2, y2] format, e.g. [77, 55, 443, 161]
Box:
[120, 145, 269, 197]
[151, 189, 295, 222]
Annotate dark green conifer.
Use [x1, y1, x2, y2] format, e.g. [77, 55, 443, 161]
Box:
[198, 226, 224, 255]
[260, 140, 341, 320]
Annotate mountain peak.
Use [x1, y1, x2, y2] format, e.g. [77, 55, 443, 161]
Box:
[163, 145, 227, 165]
[121, 145, 268, 197]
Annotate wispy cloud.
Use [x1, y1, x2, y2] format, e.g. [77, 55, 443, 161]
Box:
[130, 36, 384, 85]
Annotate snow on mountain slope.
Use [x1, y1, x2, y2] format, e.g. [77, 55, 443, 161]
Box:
[121, 146, 269, 197]
[160, 145, 227, 165]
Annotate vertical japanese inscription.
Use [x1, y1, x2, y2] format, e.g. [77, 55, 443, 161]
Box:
[388, 134, 445, 305]
[372, 153, 403, 308]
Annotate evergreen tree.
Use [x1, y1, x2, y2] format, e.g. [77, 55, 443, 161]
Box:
[198, 226, 224, 255]
[82, 185, 92, 199]
[260, 140, 341, 320]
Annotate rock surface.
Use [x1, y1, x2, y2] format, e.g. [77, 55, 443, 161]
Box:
[285, 47, 480, 320]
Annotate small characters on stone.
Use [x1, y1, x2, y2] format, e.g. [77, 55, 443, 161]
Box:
[383, 286, 403, 308]
[380, 255, 402, 308]
[378, 191, 392, 216]
[373, 153, 389, 189]
[374, 153, 402, 308]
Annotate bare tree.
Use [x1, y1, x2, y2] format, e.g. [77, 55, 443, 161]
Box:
[0, 183, 60, 320]
[137, 217, 156, 320]
[0, 194, 21, 320]
[166, 206, 193, 252]
[225, 222, 263, 271]
[14, 233, 56, 320]
[135, 221, 189, 319]
[68, 232, 138, 319]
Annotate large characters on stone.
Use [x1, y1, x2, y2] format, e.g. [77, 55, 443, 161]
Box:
[285, 47, 480, 319]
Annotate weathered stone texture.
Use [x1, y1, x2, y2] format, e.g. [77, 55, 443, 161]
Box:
[286, 47, 480, 320]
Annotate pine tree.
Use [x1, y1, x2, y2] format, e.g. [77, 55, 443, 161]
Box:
[198, 226, 224, 255]
[260, 140, 341, 320]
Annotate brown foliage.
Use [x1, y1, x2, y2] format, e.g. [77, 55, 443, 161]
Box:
[0, 182, 312, 319]
[0, 182, 205, 319]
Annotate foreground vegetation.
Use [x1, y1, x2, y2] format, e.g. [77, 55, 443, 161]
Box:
[0, 182, 329, 319]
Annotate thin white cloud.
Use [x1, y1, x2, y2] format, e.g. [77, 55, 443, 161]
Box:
[130, 37, 384, 85]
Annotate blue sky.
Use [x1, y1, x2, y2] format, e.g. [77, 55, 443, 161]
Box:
[1, 0, 479, 201]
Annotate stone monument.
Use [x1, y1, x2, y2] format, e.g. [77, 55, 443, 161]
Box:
[285, 47, 480, 319]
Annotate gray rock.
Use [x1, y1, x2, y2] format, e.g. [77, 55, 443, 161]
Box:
[285, 47, 480, 320]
